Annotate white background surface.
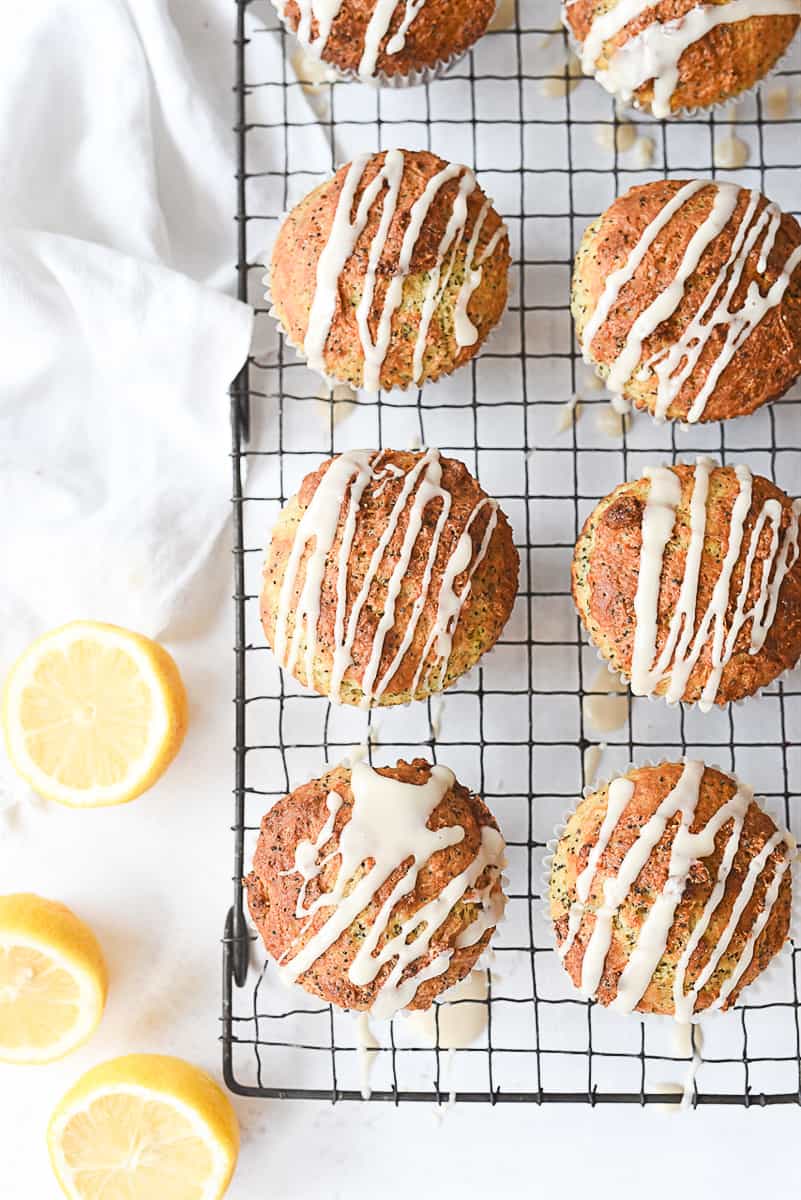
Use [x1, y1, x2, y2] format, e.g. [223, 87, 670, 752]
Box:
[3, 602, 801, 1199]
[2, 0, 801, 1196]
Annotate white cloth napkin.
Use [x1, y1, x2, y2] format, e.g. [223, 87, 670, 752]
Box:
[0, 0, 254, 661]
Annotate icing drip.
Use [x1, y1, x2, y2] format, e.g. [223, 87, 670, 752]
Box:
[582, 665, 628, 732]
[714, 133, 749, 169]
[272, 448, 500, 706]
[402, 969, 489, 1048]
[566, 763, 794, 1014]
[629, 458, 801, 709]
[279, 763, 506, 1019]
[578, 0, 801, 119]
[355, 1012, 379, 1098]
[583, 180, 801, 422]
[279, 0, 435, 78]
[679, 1027, 704, 1109]
[299, 150, 506, 390]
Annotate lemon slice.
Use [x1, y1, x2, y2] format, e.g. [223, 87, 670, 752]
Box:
[3, 621, 187, 807]
[0, 894, 107, 1063]
[48, 1055, 240, 1200]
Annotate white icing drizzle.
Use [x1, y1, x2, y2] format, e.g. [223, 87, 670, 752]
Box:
[410, 170, 475, 383]
[581, 180, 707, 360]
[281, 790, 344, 916]
[273, 447, 500, 706]
[671, 797, 748, 1022]
[582, 178, 801, 422]
[613, 761, 728, 1012]
[578, 0, 801, 119]
[629, 458, 801, 710]
[408, 498, 499, 698]
[273, 449, 373, 684]
[299, 150, 506, 390]
[278, 0, 435, 78]
[355, 1011, 379, 1098]
[712, 830, 794, 1008]
[566, 763, 794, 1014]
[453, 200, 508, 347]
[604, 183, 740, 399]
[559, 777, 635, 961]
[279, 763, 506, 1019]
[680, 1031, 703, 1109]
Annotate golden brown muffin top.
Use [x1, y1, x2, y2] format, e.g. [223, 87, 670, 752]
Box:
[261, 448, 519, 707]
[269, 149, 510, 391]
[565, 0, 801, 116]
[245, 758, 506, 1013]
[279, 0, 497, 78]
[572, 462, 801, 707]
[571, 179, 801, 423]
[550, 762, 794, 1016]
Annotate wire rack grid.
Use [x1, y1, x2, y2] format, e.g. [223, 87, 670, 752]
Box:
[222, 0, 801, 1105]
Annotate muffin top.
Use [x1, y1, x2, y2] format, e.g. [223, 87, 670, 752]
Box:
[572, 179, 801, 423]
[261, 448, 519, 707]
[245, 758, 506, 1015]
[269, 149, 510, 392]
[564, 0, 801, 117]
[277, 0, 497, 79]
[572, 459, 801, 708]
[550, 761, 794, 1017]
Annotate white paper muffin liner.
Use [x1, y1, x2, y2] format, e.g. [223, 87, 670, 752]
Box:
[581, 632, 801, 718]
[541, 757, 799, 1028]
[271, 0, 492, 89]
[579, 366, 794, 429]
[572, 455, 801, 714]
[560, 6, 800, 122]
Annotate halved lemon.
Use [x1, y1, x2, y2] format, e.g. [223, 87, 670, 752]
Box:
[48, 1054, 240, 1200]
[3, 621, 187, 807]
[0, 893, 107, 1063]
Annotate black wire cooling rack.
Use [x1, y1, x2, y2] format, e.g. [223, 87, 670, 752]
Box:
[222, 0, 801, 1105]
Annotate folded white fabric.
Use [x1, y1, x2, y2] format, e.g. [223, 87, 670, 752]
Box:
[0, 229, 252, 647]
[0, 0, 254, 662]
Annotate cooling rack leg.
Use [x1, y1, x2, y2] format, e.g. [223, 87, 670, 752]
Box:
[224, 904, 250, 987]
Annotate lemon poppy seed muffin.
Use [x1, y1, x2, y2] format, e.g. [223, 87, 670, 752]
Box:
[572, 179, 801, 423]
[564, 0, 801, 118]
[572, 460, 801, 708]
[245, 759, 506, 1015]
[550, 762, 794, 1017]
[275, 0, 497, 82]
[261, 448, 519, 707]
[269, 149, 510, 392]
